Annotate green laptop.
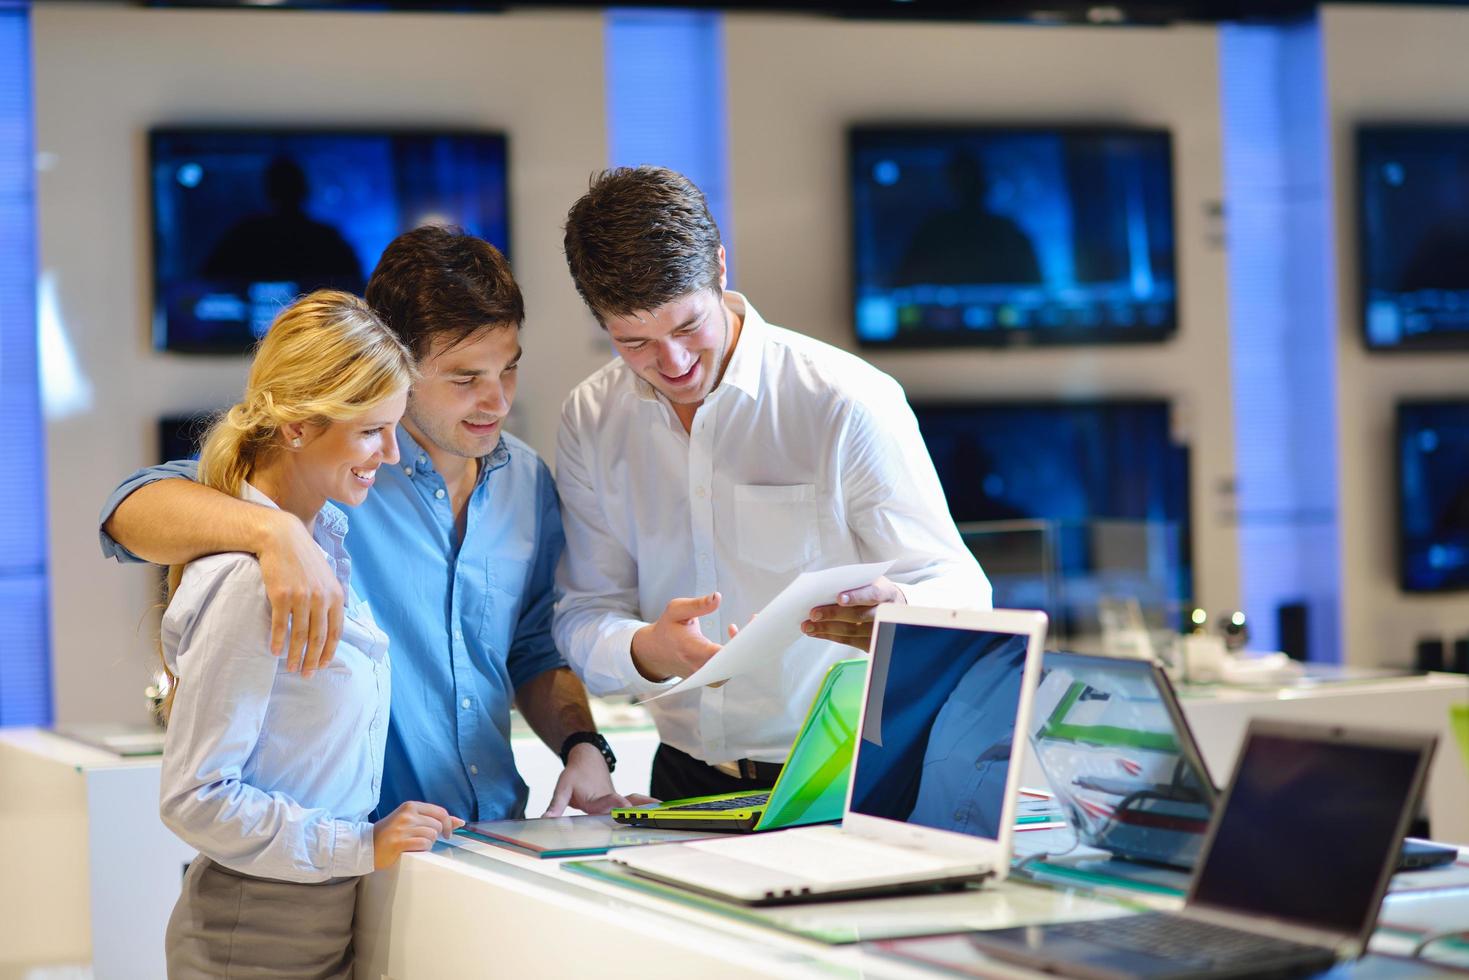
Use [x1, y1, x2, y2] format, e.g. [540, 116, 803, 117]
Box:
[612, 658, 866, 833]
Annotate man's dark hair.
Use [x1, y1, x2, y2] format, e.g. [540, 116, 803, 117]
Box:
[365, 224, 524, 358]
[563, 166, 723, 321]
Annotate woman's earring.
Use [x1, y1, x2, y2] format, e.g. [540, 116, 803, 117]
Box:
[290, 437, 303, 449]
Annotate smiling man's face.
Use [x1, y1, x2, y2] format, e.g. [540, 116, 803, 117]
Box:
[603, 288, 732, 408]
[404, 325, 521, 461]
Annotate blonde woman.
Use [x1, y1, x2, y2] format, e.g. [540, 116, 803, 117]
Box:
[158, 290, 461, 979]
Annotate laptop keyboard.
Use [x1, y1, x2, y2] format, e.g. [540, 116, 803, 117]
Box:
[687, 829, 959, 882]
[1049, 913, 1328, 970]
[670, 793, 770, 812]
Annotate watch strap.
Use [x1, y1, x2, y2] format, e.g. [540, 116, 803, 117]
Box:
[559, 731, 616, 773]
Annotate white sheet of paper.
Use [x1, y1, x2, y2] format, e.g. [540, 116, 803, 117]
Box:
[645, 559, 895, 700]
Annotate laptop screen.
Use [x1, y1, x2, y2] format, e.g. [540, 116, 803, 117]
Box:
[851, 622, 1029, 840]
[1191, 729, 1428, 937]
[1029, 652, 1215, 869]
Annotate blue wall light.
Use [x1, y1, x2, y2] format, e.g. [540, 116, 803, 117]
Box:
[0, 0, 53, 722]
[1220, 17, 1341, 662]
[605, 8, 735, 286]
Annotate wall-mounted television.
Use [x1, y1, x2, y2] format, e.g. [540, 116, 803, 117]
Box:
[1397, 400, 1469, 591]
[158, 412, 216, 464]
[1359, 125, 1469, 352]
[913, 400, 1191, 634]
[850, 126, 1177, 348]
[150, 128, 509, 354]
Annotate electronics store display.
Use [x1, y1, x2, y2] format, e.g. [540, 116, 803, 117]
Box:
[150, 128, 509, 353]
[850, 126, 1177, 348]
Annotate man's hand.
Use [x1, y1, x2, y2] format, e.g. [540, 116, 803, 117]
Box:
[372, 801, 464, 870]
[257, 509, 344, 677]
[542, 743, 658, 817]
[802, 576, 908, 651]
[630, 592, 724, 682]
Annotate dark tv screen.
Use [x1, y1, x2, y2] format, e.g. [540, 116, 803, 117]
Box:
[850, 127, 1177, 348]
[1358, 126, 1469, 351]
[1398, 401, 1469, 591]
[158, 413, 215, 464]
[914, 401, 1191, 631]
[150, 128, 509, 353]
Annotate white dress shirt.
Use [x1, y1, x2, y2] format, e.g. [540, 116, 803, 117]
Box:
[554, 293, 990, 765]
[159, 483, 391, 883]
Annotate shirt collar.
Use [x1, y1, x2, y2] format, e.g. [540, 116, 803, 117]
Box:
[717, 291, 764, 401]
[239, 480, 278, 511]
[394, 422, 511, 489]
[628, 289, 765, 405]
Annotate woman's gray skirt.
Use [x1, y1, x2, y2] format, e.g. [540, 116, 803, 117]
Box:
[165, 855, 359, 979]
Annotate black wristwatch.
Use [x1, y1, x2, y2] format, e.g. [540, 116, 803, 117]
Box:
[560, 731, 616, 773]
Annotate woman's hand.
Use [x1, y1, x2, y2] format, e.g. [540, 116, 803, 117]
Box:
[372, 801, 463, 870]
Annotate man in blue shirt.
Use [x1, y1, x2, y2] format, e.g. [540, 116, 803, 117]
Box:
[100, 226, 641, 821]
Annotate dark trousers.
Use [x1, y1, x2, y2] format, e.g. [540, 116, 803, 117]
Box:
[651, 742, 783, 802]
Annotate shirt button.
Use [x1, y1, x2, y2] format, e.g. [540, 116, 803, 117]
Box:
[461, 698, 471, 709]
[469, 764, 479, 775]
[435, 489, 446, 499]
[453, 629, 463, 641]
[695, 486, 706, 497]
[403, 466, 412, 475]
[975, 759, 985, 770]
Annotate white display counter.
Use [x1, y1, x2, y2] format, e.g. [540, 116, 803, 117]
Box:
[2, 669, 1465, 978]
[354, 829, 1469, 979]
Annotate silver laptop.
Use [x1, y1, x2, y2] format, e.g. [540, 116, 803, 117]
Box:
[1030, 651, 1217, 870]
[1031, 653, 1453, 875]
[967, 720, 1438, 979]
[608, 606, 1048, 905]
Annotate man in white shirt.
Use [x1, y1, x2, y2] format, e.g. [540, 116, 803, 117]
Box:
[555, 166, 990, 801]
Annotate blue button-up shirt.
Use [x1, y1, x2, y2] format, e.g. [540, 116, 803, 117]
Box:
[100, 427, 566, 821]
[159, 484, 389, 882]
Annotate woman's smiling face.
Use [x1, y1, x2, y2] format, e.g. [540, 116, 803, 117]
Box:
[294, 388, 408, 507]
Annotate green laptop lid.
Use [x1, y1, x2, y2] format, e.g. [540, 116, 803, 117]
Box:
[756, 658, 868, 831]
[1454, 703, 1469, 774]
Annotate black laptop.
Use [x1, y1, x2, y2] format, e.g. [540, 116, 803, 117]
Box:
[967, 719, 1437, 980]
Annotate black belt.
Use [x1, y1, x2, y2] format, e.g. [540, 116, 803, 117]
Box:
[713, 758, 785, 782]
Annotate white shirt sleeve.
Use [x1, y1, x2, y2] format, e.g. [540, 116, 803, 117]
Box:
[158, 557, 375, 882]
[552, 400, 679, 698]
[840, 389, 993, 611]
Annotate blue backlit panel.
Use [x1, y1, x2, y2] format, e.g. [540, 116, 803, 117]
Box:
[605, 9, 734, 286]
[0, 1, 53, 724]
[1220, 20, 1340, 660]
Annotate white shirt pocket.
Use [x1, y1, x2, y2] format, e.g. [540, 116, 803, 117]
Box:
[734, 483, 819, 573]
